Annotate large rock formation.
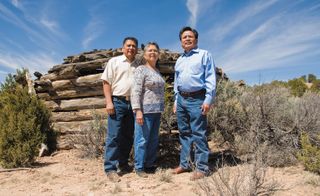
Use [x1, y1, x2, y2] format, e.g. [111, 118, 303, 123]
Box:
[34, 48, 227, 149]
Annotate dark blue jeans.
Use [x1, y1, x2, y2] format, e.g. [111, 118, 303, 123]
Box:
[104, 97, 134, 173]
[134, 113, 161, 171]
[176, 93, 209, 173]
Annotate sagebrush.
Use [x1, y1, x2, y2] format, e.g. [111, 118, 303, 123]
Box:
[209, 81, 320, 167]
[69, 110, 106, 159]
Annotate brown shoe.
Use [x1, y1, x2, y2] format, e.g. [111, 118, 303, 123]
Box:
[190, 171, 205, 181]
[172, 166, 190, 174]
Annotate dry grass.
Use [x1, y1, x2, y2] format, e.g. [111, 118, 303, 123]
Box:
[196, 163, 283, 196]
[157, 168, 173, 183]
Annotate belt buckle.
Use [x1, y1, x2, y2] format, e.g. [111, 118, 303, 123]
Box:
[125, 96, 130, 101]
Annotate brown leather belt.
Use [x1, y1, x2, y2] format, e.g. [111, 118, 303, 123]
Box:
[179, 89, 206, 97]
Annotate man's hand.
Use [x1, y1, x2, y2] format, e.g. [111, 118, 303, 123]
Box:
[136, 110, 144, 125]
[103, 81, 115, 115]
[201, 103, 212, 115]
[106, 102, 115, 115]
[173, 104, 176, 114]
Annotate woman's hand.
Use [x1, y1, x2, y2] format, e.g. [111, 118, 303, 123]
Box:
[136, 110, 144, 125]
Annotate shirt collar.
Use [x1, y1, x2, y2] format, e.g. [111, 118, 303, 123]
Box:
[120, 54, 139, 66]
[119, 54, 128, 62]
[182, 47, 199, 57]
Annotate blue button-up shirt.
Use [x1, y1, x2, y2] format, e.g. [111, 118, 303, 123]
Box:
[174, 47, 216, 105]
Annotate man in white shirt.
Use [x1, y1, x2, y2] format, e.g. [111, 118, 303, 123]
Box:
[101, 37, 139, 182]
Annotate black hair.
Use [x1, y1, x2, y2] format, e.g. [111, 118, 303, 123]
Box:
[122, 37, 138, 47]
[179, 26, 198, 40]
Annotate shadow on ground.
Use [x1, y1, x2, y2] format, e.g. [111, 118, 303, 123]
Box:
[157, 132, 242, 173]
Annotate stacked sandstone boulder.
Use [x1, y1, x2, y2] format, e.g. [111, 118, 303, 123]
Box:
[34, 48, 227, 149]
[34, 48, 178, 149]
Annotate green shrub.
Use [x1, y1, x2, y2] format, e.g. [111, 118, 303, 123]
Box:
[308, 74, 317, 83]
[288, 78, 308, 97]
[297, 133, 320, 174]
[0, 71, 53, 168]
[160, 79, 176, 132]
[310, 80, 320, 93]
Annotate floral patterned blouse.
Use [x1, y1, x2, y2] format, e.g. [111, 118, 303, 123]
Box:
[131, 65, 165, 113]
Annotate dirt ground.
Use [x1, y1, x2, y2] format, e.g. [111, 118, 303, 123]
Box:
[0, 148, 320, 196]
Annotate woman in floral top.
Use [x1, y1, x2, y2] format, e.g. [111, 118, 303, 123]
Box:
[131, 42, 165, 177]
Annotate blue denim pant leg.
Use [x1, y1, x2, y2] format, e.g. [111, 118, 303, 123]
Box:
[104, 97, 134, 173]
[177, 94, 209, 173]
[188, 99, 209, 173]
[145, 113, 161, 168]
[177, 95, 193, 170]
[134, 113, 161, 171]
[118, 106, 134, 167]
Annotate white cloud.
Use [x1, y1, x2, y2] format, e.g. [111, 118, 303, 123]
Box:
[186, 0, 199, 27]
[82, 18, 104, 49]
[0, 2, 58, 49]
[40, 18, 57, 31]
[39, 16, 64, 38]
[81, 5, 105, 49]
[211, 0, 278, 42]
[38, 3, 66, 40]
[186, 0, 217, 28]
[10, 0, 20, 8]
[309, 3, 320, 11]
[0, 50, 59, 75]
[218, 14, 320, 74]
[82, 34, 96, 50]
[1, 1, 66, 50]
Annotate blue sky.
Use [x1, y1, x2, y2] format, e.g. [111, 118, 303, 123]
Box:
[0, 0, 319, 85]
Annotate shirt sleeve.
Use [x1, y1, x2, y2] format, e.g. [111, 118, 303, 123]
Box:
[100, 60, 114, 84]
[131, 66, 144, 110]
[173, 68, 178, 106]
[203, 52, 216, 105]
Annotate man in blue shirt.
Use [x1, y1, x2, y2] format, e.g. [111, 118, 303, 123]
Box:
[172, 26, 216, 180]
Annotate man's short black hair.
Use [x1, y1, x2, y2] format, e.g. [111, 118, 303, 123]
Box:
[179, 26, 198, 40]
[123, 37, 138, 47]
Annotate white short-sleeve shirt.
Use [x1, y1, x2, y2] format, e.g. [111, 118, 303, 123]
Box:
[101, 55, 138, 96]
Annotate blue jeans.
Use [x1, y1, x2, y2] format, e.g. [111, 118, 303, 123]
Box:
[104, 97, 134, 173]
[176, 93, 209, 173]
[134, 113, 161, 171]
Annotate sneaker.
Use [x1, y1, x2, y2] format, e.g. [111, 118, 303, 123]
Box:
[106, 171, 120, 182]
[136, 171, 148, 178]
